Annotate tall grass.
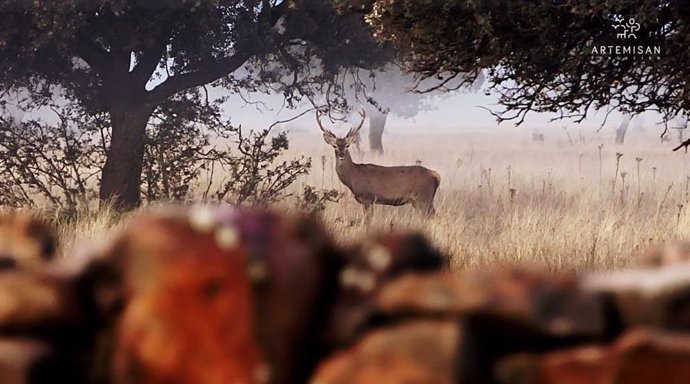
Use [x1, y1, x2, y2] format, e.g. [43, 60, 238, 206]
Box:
[42, 128, 690, 271]
[288, 129, 690, 271]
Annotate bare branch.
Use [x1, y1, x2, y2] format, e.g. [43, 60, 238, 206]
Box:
[268, 107, 317, 132]
[145, 52, 253, 104]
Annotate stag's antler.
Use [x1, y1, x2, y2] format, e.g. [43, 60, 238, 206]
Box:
[346, 109, 366, 139]
[316, 110, 336, 137]
[316, 110, 339, 146]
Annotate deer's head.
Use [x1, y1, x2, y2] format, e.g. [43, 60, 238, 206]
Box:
[317, 109, 366, 160]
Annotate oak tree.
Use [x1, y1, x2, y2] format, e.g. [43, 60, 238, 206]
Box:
[343, 0, 686, 129]
[0, 0, 390, 209]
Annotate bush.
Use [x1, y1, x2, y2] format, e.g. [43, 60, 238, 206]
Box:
[0, 106, 104, 214]
[0, 93, 332, 213]
[296, 186, 342, 215]
[212, 128, 312, 205]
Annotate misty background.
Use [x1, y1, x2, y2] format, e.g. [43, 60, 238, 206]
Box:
[5, 70, 674, 138]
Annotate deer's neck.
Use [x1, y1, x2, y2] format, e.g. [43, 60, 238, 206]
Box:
[335, 151, 356, 183]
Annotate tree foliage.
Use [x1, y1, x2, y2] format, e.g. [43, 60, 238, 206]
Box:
[344, 0, 688, 126]
[141, 91, 226, 202]
[0, 0, 391, 209]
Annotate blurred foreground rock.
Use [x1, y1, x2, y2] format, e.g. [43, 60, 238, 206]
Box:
[497, 328, 690, 384]
[0, 209, 688, 383]
[0, 213, 56, 269]
[313, 320, 460, 384]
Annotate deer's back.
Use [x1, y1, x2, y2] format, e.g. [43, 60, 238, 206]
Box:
[341, 163, 439, 200]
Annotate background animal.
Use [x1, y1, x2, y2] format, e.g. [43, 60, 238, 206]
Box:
[317, 110, 440, 222]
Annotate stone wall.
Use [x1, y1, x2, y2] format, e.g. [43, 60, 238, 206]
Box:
[0, 207, 688, 383]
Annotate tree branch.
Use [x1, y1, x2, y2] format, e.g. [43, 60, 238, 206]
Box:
[74, 35, 110, 76]
[145, 52, 253, 105]
[130, 47, 165, 88]
[130, 21, 174, 88]
[144, 0, 292, 105]
[673, 138, 690, 152]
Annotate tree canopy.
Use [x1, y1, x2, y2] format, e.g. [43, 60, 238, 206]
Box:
[343, 0, 689, 127]
[0, 0, 392, 209]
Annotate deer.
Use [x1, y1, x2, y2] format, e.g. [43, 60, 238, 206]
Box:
[317, 110, 440, 222]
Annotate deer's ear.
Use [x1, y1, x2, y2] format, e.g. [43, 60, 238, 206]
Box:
[345, 134, 359, 147]
[323, 133, 337, 146]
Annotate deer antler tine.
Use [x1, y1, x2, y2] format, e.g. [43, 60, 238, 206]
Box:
[354, 108, 366, 133]
[344, 109, 366, 140]
[315, 110, 330, 135]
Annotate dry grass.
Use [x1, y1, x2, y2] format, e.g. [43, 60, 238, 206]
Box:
[40, 127, 690, 271]
[287, 128, 690, 271]
[0, 204, 123, 260]
[52, 205, 124, 258]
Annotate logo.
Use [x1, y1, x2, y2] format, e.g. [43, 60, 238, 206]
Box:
[612, 16, 640, 39]
[590, 15, 661, 56]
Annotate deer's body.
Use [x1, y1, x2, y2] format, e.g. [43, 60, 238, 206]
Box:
[335, 151, 439, 214]
[318, 110, 440, 220]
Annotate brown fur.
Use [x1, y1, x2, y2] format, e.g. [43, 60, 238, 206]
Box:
[317, 111, 440, 220]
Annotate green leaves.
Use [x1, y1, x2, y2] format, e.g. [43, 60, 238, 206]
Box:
[353, 0, 688, 124]
[1, 1, 393, 207]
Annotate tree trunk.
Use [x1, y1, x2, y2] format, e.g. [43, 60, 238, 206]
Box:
[615, 118, 630, 145]
[368, 111, 388, 155]
[99, 107, 153, 211]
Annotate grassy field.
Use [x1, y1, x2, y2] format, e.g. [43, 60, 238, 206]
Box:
[288, 127, 690, 271]
[48, 126, 690, 271]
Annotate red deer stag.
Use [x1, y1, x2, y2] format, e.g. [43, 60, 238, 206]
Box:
[318, 110, 440, 221]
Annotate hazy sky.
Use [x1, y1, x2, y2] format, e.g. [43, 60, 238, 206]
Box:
[223, 88, 667, 135]
[9, 76, 673, 137]
[151, 61, 673, 136]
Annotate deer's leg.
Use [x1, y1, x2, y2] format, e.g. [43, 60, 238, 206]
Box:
[355, 194, 375, 225]
[416, 183, 439, 218]
[413, 201, 435, 218]
[362, 203, 373, 225]
[419, 201, 435, 217]
[412, 192, 436, 218]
